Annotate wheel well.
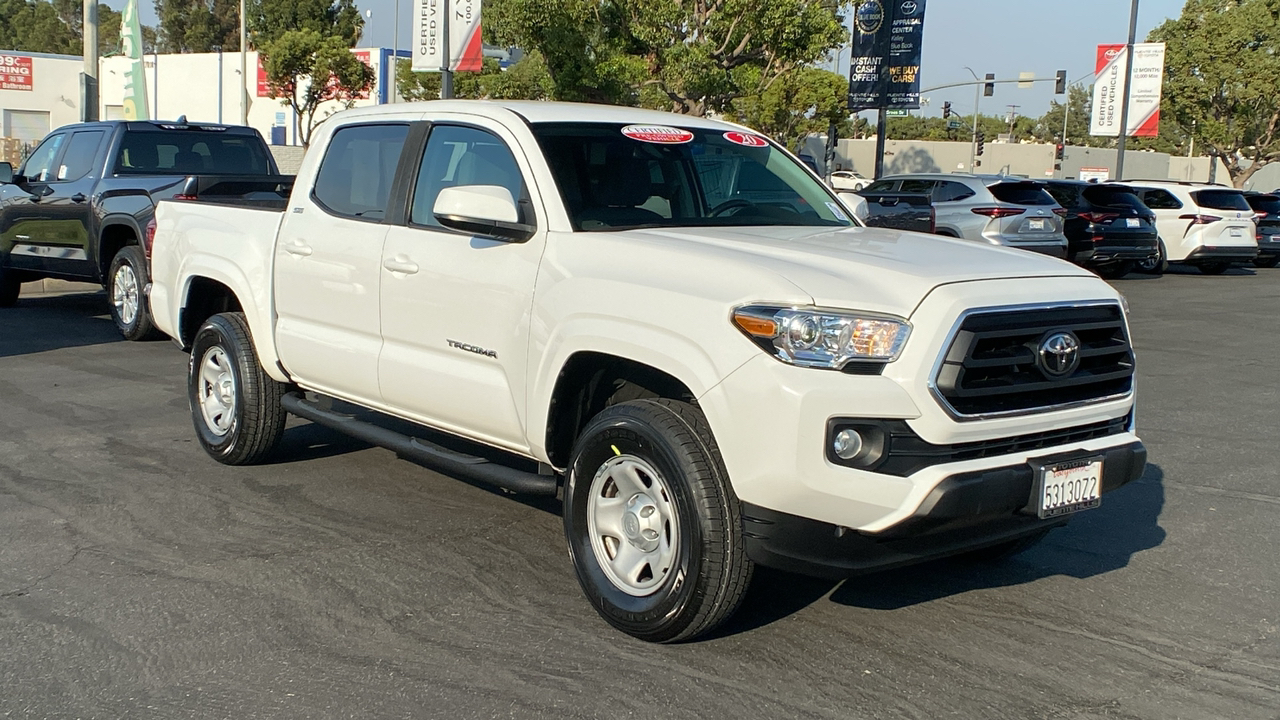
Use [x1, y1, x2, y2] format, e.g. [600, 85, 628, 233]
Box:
[545, 352, 697, 469]
[99, 224, 138, 279]
[180, 277, 243, 347]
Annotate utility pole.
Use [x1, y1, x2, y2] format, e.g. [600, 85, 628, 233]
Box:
[1006, 105, 1019, 140]
[1115, 0, 1140, 180]
[441, 0, 453, 99]
[215, 46, 223, 123]
[963, 67, 982, 171]
[82, 0, 99, 122]
[240, 0, 248, 125]
[390, 0, 400, 102]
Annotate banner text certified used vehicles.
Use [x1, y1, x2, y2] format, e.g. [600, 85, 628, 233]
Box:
[148, 101, 1146, 642]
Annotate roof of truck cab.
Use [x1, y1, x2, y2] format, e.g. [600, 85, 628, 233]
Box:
[333, 100, 746, 130]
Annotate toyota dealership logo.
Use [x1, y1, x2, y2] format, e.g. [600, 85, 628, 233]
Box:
[900, 1, 919, 15]
[1038, 332, 1082, 378]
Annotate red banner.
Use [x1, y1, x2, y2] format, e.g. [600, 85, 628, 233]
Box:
[257, 50, 374, 99]
[0, 54, 34, 92]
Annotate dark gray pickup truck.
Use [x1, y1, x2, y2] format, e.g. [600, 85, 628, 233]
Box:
[851, 190, 934, 234]
[0, 120, 287, 339]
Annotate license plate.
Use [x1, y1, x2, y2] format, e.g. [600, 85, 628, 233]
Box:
[1028, 218, 1046, 231]
[1126, 218, 1140, 228]
[1230, 227, 1244, 238]
[1037, 458, 1103, 518]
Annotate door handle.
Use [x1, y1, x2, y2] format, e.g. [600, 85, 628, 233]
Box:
[382, 256, 419, 275]
[283, 240, 313, 257]
[71, 193, 86, 203]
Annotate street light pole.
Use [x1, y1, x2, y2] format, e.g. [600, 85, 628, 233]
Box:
[239, 0, 247, 125]
[82, 0, 99, 122]
[1115, 0, 1140, 180]
[390, 0, 400, 103]
[964, 66, 981, 171]
[441, 0, 453, 99]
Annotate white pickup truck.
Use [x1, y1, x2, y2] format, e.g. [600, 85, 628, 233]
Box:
[148, 101, 1146, 643]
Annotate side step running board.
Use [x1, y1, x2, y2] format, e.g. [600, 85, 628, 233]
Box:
[281, 392, 559, 496]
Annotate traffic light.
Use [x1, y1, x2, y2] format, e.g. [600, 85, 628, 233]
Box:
[1055, 143, 1065, 160]
[984, 73, 995, 97]
[942, 101, 952, 119]
[1055, 70, 1067, 95]
[976, 131, 985, 156]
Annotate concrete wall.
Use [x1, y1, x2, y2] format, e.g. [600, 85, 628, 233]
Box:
[835, 138, 1057, 178]
[269, 146, 307, 174]
[0, 52, 85, 142]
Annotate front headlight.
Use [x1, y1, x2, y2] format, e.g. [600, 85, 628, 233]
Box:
[732, 305, 911, 369]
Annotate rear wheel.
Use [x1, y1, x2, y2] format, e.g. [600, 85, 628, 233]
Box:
[188, 312, 288, 465]
[1198, 261, 1230, 275]
[1254, 255, 1280, 269]
[1134, 241, 1167, 275]
[0, 266, 20, 307]
[108, 245, 163, 340]
[564, 399, 753, 643]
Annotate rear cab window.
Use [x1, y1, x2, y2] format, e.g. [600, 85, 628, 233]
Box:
[1193, 189, 1252, 212]
[989, 182, 1056, 206]
[116, 129, 274, 175]
[312, 123, 410, 220]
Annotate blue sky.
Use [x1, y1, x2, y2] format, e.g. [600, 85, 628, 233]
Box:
[127, 0, 1188, 120]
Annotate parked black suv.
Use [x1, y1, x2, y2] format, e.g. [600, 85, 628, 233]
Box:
[0, 119, 284, 338]
[1043, 180, 1159, 279]
[1243, 192, 1280, 268]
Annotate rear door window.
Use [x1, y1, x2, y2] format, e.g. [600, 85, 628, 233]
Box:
[1192, 189, 1252, 212]
[989, 182, 1056, 206]
[1082, 185, 1146, 211]
[312, 123, 410, 220]
[57, 130, 106, 181]
[1043, 183, 1081, 209]
[933, 180, 975, 203]
[1139, 188, 1182, 210]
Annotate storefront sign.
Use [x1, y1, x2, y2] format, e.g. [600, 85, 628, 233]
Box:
[0, 54, 33, 92]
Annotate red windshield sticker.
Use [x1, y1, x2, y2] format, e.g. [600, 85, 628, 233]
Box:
[723, 131, 769, 148]
[621, 125, 695, 144]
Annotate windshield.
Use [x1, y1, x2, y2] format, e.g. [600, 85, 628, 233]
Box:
[531, 123, 854, 231]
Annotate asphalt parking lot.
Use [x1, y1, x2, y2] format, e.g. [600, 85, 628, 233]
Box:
[1, 268, 1278, 720]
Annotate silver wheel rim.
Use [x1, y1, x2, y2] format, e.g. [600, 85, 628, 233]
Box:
[586, 454, 679, 597]
[112, 263, 140, 326]
[197, 346, 236, 437]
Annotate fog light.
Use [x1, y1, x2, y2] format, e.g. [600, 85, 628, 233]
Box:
[833, 429, 865, 460]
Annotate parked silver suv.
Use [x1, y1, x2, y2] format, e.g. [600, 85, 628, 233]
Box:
[863, 174, 1069, 257]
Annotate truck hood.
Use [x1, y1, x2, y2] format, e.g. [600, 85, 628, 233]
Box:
[619, 225, 1094, 316]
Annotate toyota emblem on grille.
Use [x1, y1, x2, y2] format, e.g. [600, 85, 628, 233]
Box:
[1038, 331, 1081, 377]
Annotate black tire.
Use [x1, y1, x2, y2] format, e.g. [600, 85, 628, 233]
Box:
[1134, 241, 1167, 275]
[107, 245, 163, 340]
[564, 399, 753, 643]
[1094, 261, 1134, 280]
[0, 265, 20, 307]
[1254, 255, 1280, 269]
[961, 529, 1052, 563]
[1198, 261, 1230, 275]
[188, 312, 287, 465]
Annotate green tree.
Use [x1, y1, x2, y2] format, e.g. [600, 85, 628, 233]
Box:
[487, 0, 851, 116]
[0, 0, 156, 56]
[249, 0, 372, 148]
[396, 52, 555, 102]
[1150, 0, 1280, 188]
[154, 0, 241, 53]
[726, 66, 851, 152]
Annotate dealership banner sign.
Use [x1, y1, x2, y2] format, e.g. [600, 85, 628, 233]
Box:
[120, 0, 150, 120]
[848, 0, 928, 111]
[412, 0, 484, 73]
[1090, 42, 1165, 137]
[0, 54, 33, 92]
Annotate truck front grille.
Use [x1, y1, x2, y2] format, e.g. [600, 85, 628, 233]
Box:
[933, 303, 1134, 418]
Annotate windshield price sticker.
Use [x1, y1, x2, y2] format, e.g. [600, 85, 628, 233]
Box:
[621, 125, 694, 144]
[825, 202, 850, 222]
[723, 131, 768, 148]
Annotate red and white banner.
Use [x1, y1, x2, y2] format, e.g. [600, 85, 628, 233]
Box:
[1090, 43, 1165, 138]
[0, 54, 34, 92]
[412, 0, 483, 73]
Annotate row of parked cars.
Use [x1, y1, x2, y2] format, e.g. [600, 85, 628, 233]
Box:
[849, 173, 1278, 278]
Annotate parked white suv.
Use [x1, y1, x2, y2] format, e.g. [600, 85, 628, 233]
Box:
[1116, 181, 1258, 274]
[148, 101, 1146, 642]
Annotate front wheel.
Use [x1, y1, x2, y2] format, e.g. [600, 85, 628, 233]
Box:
[1254, 255, 1280, 269]
[564, 399, 753, 643]
[0, 265, 20, 307]
[108, 245, 163, 340]
[188, 312, 288, 465]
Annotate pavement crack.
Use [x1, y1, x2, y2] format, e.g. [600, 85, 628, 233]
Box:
[0, 544, 90, 599]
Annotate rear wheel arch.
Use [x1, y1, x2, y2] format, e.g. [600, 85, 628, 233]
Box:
[98, 219, 143, 280]
[180, 276, 244, 348]
[544, 352, 699, 470]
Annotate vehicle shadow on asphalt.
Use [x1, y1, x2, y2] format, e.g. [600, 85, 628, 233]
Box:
[0, 292, 126, 358]
[712, 464, 1166, 637]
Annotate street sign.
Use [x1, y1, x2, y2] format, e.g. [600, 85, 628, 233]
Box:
[947, 119, 964, 129]
[886, 109, 909, 117]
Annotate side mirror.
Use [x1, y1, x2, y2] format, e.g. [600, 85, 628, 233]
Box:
[837, 191, 868, 220]
[433, 185, 536, 243]
[0, 162, 12, 184]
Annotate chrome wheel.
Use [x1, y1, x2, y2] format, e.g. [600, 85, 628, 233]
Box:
[197, 346, 236, 437]
[111, 263, 140, 326]
[586, 454, 680, 597]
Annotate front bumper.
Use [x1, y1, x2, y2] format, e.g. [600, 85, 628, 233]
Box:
[742, 441, 1146, 578]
